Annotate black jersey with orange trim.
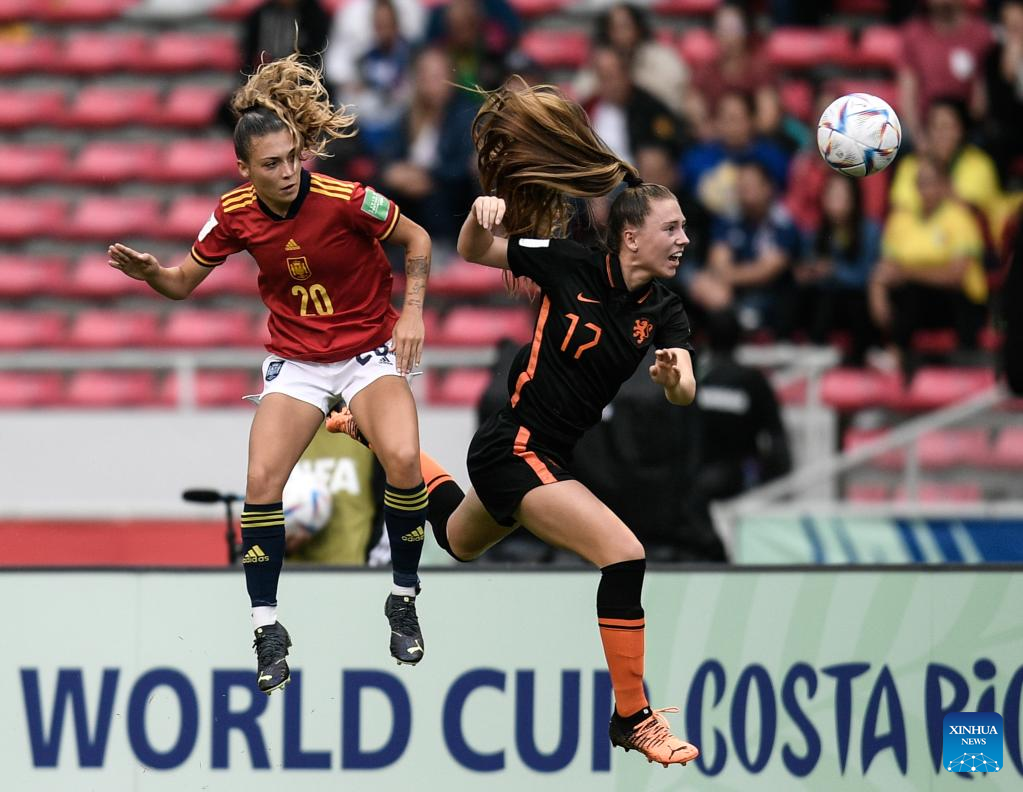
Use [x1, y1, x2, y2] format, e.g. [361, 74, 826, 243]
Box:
[504, 236, 693, 448]
[190, 168, 401, 362]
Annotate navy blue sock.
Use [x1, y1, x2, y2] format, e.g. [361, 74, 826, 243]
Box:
[240, 502, 285, 607]
[383, 481, 428, 588]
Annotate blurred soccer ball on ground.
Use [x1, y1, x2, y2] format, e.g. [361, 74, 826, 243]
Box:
[817, 93, 902, 177]
[282, 468, 333, 535]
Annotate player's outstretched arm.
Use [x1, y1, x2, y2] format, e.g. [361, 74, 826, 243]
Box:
[649, 348, 696, 406]
[107, 243, 211, 300]
[386, 214, 431, 375]
[457, 196, 509, 270]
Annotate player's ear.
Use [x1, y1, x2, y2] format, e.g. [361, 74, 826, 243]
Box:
[237, 158, 250, 179]
[624, 227, 639, 252]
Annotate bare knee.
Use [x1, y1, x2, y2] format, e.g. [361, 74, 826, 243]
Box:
[605, 534, 645, 567]
[246, 464, 287, 503]
[377, 444, 421, 488]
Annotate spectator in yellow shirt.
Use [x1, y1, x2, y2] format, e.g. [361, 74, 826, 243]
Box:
[870, 156, 987, 371]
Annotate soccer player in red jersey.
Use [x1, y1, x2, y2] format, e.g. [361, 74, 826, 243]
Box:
[108, 55, 433, 692]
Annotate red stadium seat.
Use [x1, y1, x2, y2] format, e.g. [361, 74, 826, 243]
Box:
[893, 482, 982, 503]
[162, 309, 258, 348]
[780, 79, 814, 123]
[827, 79, 899, 112]
[68, 254, 155, 299]
[0, 198, 67, 241]
[437, 307, 535, 346]
[0, 144, 70, 185]
[66, 196, 162, 240]
[856, 26, 902, 70]
[653, 0, 719, 13]
[0, 36, 61, 75]
[0, 0, 34, 23]
[843, 428, 905, 468]
[61, 32, 149, 74]
[0, 311, 66, 349]
[991, 427, 1023, 469]
[161, 195, 219, 240]
[64, 85, 161, 128]
[147, 32, 241, 73]
[0, 89, 65, 130]
[0, 256, 68, 298]
[519, 29, 590, 69]
[429, 258, 506, 297]
[508, 0, 569, 17]
[899, 367, 997, 411]
[834, 0, 888, 13]
[158, 139, 239, 183]
[71, 141, 163, 184]
[212, 0, 264, 21]
[68, 309, 161, 348]
[161, 370, 256, 407]
[65, 370, 160, 407]
[821, 367, 903, 411]
[766, 27, 853, 69]
[677, 28, 719, 68]
[36, 0, 137, 22]
[846, 482, 890, 503]
[190, 256, 260, 297]
[430, 368, 491, 407]
[161, 84, 228, 128]
[0, 372, 65, 408]
[917, 428, 990, 469]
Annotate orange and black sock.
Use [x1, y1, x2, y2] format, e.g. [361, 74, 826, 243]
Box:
[597, 558, 650, 719]
[420, 451, 468, 562]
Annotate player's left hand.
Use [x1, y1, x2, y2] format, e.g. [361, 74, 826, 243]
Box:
[392, 309, 425, 375]
[649, 349, 681, 388]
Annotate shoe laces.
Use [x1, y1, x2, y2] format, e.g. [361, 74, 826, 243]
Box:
[388, 597, 419, 636]
[253, 627, 288, 667]
[631, 707, 681, 750]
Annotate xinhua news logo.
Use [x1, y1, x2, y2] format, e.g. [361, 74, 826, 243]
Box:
[943, 712, 1003, 773]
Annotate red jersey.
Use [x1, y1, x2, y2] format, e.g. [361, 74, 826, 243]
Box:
[190, 169, 401, 362]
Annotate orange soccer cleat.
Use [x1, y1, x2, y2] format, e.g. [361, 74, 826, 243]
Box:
[325, 404, 369, 446]
[609, 706, 700, 767]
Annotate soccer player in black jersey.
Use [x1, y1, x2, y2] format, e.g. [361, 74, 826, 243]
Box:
[328, 82, 702, 767]
[449, 84, 699, 768]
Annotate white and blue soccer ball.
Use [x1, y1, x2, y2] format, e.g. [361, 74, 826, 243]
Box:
[282, 467, 333, 534]
[817, 93, 902, 177]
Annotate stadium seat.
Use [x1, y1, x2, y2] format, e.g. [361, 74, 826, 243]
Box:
[677, 28, 718, 68]
[0, 372, 65, 408]
[827, 79, 899, 111]
[36, 0, 137, 22]
[147, 32, 241, 73]
[429, 258, 506, 297]
[0, 144, 70, 185]
[68, 310, 161, 348]
[64, 85, 161, 128]
[158, 139, 238, 183]
[0, 0, 34, 23]
[766, 27, 853, 70]
[62, 32, 149, 74]
[67, 254, 155, 299]
[0, 256, 68, 298]
[508, 0, 569, 16]
[71, 141, 163, 184]
[843, 428, 905, 469]
[0, 36, 60, 76]
[0, 311, 66, 349]
[436, 307, 535, 346]
[430, 368, 492, 407]
[66, 196, 162, 240]
[519, 29, 590, 69]
[991, 427, 1023, 469]
[899, 367, 997, 411]
[160, 370, 256, 407]
[821, 367, 903, 411]
[0, 89, 65, 130]
[160, 195, 219, 240]
[917, 429, 990, 469]
[834, 0, 888, 13]
[653, 0, 719, 13]
[161, 84, 228, 128]
[65, 370, 160, 407]
[894, 482, 983, 503]
[855, 26, 902, 70]
[846, 482, 890, 503]
[780, 79, 814, 123]
[212, 0, 264, 21]
[162, 309, 258, 348]
[0, 198, 67, 241]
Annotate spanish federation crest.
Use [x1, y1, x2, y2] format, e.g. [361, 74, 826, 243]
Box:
[287, 256, 311, 280]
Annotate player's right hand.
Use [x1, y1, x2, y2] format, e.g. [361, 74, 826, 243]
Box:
[471, 195, 505, 231]
[108, 243, 159, 281]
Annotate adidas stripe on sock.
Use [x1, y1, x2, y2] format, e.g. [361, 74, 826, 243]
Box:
[383, 482, 428, 589]
[240, 502, 286, 608]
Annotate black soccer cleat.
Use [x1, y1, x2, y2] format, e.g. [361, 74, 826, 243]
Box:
[253, 621, 292, 694]
[384, 593, 425, 665]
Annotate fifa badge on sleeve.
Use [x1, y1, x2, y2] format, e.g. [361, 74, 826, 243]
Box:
[943, 712, 1002, 772]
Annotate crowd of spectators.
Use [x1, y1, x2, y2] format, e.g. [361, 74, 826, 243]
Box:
[234, 0, 1021, 376]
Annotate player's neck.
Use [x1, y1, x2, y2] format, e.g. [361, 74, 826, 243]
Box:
[618, 255, 654, 292]
[260, 194, 294, 218]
